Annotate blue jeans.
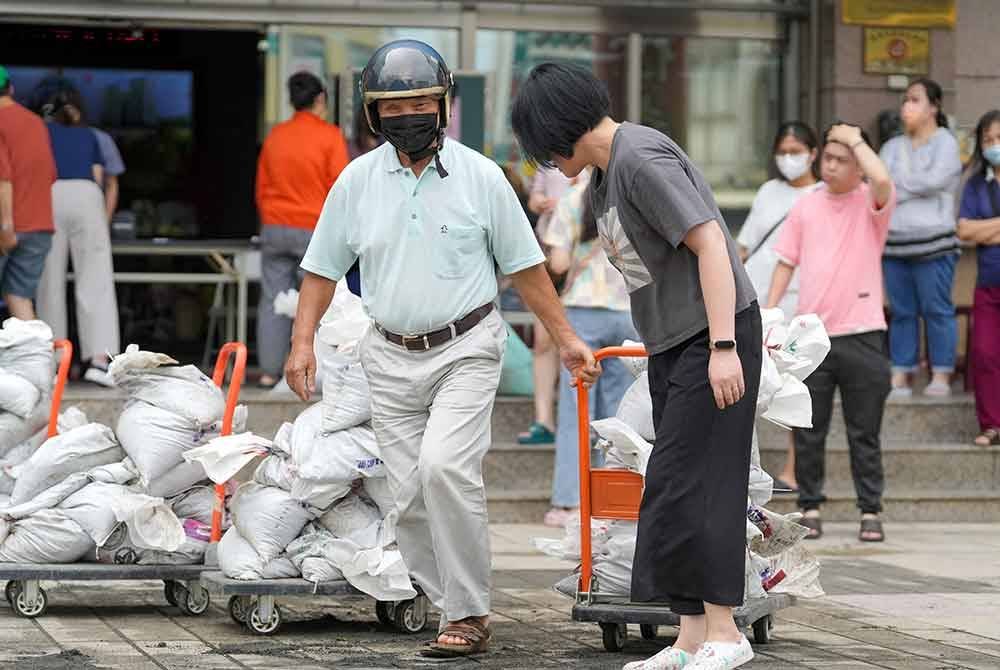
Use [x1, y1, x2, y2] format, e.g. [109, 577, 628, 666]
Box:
[883, 254, 958, 374]
[551, 307, 638, 508]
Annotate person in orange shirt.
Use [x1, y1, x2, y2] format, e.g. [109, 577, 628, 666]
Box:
[256, 72, 349, 387]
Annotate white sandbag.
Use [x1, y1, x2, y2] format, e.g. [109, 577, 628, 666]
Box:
[0, 318, 55, 391]
[768, 545, 824, 598]
[230, 482, 314, 564]
[4, 472, 91, 519]
[319, 494, 382, 538]
[615, 372, 654, 442]
[0, 508, 94, 563]
[285, 527, 346, 583]
[744, 549, 769, 600]
[218, 527, 299, 580]
[619, 340, 648, 378]
[116, 401, 206, 482]
[0, 369, 41, 418]
[0, 407, 90, 480]
[273, 288, 299, 318]
[757, 349, 782, 416]
[592, 529, 636, 597]
[135, 536, 207, 565]
[145, 461, 209, 498]
[168, 486, 217, 526]
[0, 399, 50, 458]
[109, 493, 184, 552]
[362, 477, 395, 518]
[532, 513, 615, 562]
[8, 423, 122, 506]
[59, 482, 133, 546]
[321, 356, 372, 433]
[591, 418, 653, 475]
[110, 345, 225, 427]
[747, 505, 809, 558]
[768, 314, 830, 382]
[319, 285, 370, 345]
[255, 454, 295, 491]
[761, 375, 813, 429]
[183, 433, 273, 484]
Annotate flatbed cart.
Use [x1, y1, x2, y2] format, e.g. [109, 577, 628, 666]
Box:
[2, 342, 247, 619]
[571, 346, 793, 652]
[200, 571, 430, 636]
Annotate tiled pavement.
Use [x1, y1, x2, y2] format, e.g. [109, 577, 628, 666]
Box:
[3, 522, 999, 669]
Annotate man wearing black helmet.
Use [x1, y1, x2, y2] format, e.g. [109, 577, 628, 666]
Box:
[286, 40, 599, 658]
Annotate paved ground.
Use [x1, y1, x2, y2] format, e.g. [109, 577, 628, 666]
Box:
[2, 522, 999, 669]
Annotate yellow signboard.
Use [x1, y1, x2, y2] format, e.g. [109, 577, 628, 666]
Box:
[864, 27, 930, 75]
[843, 0, 956, 28]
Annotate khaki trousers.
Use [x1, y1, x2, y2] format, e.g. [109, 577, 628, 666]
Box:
[360, 309, 506, 622]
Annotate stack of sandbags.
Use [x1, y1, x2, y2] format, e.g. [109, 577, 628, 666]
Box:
[0, 407, 89, 502]
[110, 345, 247, 498]
[541, 309, 830, 601]
[0, 319, 56, 458]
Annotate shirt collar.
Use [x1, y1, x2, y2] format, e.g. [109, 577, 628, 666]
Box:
[292, 110, 325, 124]
[382, 137, 451, 175]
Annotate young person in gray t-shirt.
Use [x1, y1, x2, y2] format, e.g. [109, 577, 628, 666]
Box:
[513, 63, 761, 670]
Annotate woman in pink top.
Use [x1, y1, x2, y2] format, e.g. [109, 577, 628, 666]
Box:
[767, 123, 895, 544]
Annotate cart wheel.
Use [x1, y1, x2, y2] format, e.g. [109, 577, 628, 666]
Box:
[13, 587, 47, 618]
[640, 624, 658, 640]
[752, 615, 773, 645]
[393, 596, 428, 634]
[176, 584, 210, 616]
[601, 622, 627, 652]
[163, 580, 179, 606]
[246, 602, 282, 635]
[228, 596, 253, 624]
[4, 581, 21, 605]
[375, 600, 395, 626]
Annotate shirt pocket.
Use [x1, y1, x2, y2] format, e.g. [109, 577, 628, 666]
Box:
[433, 222, 484, 280]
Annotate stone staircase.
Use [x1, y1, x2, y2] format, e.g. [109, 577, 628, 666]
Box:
[62, 385, 998, 522]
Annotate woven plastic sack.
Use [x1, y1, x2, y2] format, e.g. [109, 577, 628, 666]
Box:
[0, 369, 41, 418]
[615, 372, 654, 442]
[230, 482, 314, 564]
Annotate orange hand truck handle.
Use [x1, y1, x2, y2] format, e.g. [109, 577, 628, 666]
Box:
[48, 340, 74, 439]
[209, 342, 247, 543]
[577, 345, 647, 597]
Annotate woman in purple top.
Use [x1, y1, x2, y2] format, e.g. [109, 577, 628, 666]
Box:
[957, 109, 1000, 446]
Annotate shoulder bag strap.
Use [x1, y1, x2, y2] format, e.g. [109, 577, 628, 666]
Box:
[744, 214, 788, 262]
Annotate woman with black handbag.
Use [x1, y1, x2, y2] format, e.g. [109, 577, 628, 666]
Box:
[736, 121, 821, 493]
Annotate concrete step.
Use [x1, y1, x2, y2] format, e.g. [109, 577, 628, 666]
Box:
[485, 487, 1000, 523]
[484, 440, 1000, 496]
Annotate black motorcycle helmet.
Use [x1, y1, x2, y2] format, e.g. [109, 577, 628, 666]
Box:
[360, 39, 453, 135]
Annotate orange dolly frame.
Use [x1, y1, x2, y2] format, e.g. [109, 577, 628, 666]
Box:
[1, 342, 247, 619]
[571, 347, 790, 652]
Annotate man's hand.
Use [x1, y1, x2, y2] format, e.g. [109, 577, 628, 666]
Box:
[559, 335, 601, 388]
[285, 340, 317, 402]
[827, 123, 863, 148]
[0, 227, 16, 255]
[708, 349, 745, 409]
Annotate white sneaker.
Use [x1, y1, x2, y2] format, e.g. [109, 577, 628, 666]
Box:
[623, 646, 693, 670]
[686, 637, 754, 670]
[83, 365, 115, 388]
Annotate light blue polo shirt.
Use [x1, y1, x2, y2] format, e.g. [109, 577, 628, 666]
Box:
[301, 139, 545, 335]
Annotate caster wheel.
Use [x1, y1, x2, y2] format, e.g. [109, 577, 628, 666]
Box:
[375, 600, 395, 626]
[601, 622, 627, 652]
[5, 581, 21, 605]
[393, 597, 428, 634]
[752, 615, 773, 645]
[13, 587, 47, 618]
[246, 602, 282, 635]
[228, 596, 253, 625]
[163, 580, 178, 606]
[640, 624, 658, 640]
[176, 584, 210, 616]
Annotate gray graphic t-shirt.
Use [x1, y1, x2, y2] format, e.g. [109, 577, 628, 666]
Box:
[590, 123, 756, 355]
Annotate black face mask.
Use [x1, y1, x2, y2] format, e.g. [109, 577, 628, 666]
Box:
[380, 113, 440, 162]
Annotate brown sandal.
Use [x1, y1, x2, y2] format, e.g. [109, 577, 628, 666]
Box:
[859, 517, 884, 542]
[974, 428, 1000, 447]
[421, 618, 492, 658]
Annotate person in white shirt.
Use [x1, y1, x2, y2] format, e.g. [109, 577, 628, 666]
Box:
[736, 121, 821, 494]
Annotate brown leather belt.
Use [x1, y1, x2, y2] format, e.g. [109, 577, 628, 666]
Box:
[375, 303, 494, 352]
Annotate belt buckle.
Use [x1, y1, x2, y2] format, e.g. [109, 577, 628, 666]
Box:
[402, 334, 430, 351]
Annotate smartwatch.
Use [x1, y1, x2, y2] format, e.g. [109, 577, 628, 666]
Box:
[710, 339, 736, 351]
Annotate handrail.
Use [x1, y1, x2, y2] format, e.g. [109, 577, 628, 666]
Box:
[577, 345, 647, 597]
[209, 342, 247, 542]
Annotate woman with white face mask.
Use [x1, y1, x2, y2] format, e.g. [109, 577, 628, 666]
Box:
[736, 121, 821, 494]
